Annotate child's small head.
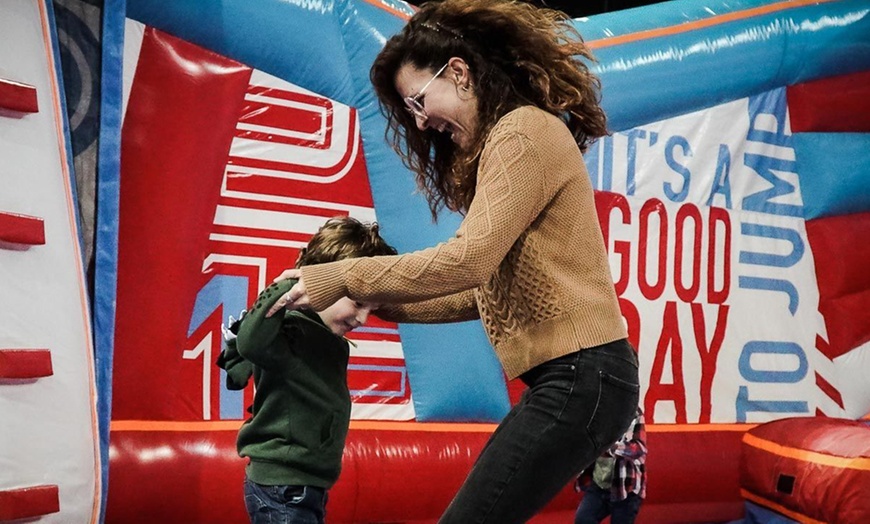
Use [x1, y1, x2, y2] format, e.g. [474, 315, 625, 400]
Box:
[296, 216, 397, 267]
[297, 216, 397, 336]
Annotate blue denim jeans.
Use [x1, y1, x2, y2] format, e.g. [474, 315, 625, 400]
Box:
[440, 339, 640, 524]
[243, 477, 327, 524]
[575, 484, 642, 524]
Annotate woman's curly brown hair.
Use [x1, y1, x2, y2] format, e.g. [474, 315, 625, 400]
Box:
[371, 0, 607, 219]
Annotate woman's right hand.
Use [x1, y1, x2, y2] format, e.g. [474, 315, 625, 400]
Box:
[265, 269, 309, 317]
[272, 268, 301, 283]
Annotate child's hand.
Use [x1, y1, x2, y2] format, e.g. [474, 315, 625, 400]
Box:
[220, 310, 246, 342]
[266, 279, 310, 317]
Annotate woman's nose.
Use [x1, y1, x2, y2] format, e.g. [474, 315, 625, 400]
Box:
[356, 309, 370, 325]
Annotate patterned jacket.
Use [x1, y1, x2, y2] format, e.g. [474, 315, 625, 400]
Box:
[576, 408, 647, 500]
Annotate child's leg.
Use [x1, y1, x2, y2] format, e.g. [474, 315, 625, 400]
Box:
[244, 478, 326, 524]
[574, 485, 611, 524]
[609, 493, 642, 524]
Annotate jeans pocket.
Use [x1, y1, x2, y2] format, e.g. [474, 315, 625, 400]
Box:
[522, 351, 581, 391]
[600, 370, 640, 393]
[244, 493, 268, 517]
[244, 481, 274, 522]
[585, 370, 640, 451]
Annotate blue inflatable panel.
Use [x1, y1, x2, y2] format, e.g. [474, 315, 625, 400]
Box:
[401, 322, 510, 421]
[575, 0, 778, 40]
[795, 132, 870, 220]
[127, 0, 356, 104]
[94, 0, 126, 516]
[592, 0, 870, 131]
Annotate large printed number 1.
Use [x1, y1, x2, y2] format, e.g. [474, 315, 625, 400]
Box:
[183, 275, 249, 420]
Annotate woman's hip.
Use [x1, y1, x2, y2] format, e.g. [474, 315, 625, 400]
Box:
[520, 338, 640, 450]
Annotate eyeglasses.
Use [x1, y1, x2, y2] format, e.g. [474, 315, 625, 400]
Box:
[403, 62, 449, 119]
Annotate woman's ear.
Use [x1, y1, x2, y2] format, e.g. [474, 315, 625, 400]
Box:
[447, 57, 471, 87]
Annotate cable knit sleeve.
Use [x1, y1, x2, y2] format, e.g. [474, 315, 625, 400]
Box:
[375, 289, 479, 324]
[300, 107, 559, 311]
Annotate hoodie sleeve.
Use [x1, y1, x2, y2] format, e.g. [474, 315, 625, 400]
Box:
[215, 315, 253, 390]
[235, 278, 301, 369]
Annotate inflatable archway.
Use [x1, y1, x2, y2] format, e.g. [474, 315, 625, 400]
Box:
[1, 0, 868, 522]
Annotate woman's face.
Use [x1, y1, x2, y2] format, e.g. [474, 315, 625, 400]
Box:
[394, 59, 478, 150]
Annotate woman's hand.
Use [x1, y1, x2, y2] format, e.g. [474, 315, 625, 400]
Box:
[265, 269, 310, 317]
[272, 268, 301, 283]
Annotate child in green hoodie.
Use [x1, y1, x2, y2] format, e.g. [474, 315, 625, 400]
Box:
[217, 216, 396, 524]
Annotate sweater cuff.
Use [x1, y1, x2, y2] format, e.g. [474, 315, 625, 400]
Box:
[300, 260, 350, 311]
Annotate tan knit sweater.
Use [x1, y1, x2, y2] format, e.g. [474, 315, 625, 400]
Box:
[301, 106, 627, 379]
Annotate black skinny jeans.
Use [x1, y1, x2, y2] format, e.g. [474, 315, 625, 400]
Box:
[440, 339, 640, 524]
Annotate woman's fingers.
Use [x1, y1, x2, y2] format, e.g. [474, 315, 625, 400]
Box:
[265, 291, 292, 318]
[272, 268, 301, 282]
[265, 269, 304, 317]
[265, 281, 309, 317]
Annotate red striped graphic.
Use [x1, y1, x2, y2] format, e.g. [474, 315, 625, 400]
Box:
[225, 168, 374, 207]
[348, 356, 412, 405]
[237, 87, 334, 149]
[211, 224, 313, 244]
[213, 75, 408, 416]
[217, 195, 351, 217]
[242, 99, 324, 135]
[814, 371, 845, 410]
[347, 330, 402, 343]
[227, 111, 353, 176]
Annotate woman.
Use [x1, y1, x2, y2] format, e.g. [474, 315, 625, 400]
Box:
[267, 0, 640, 521]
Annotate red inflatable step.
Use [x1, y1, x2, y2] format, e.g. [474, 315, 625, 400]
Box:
[740, 417, 870, 524]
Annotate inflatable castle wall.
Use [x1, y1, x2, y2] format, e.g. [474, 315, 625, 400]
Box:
[1, 0, 868, 522]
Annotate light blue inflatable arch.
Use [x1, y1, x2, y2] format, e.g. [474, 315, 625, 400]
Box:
[113, 0, 870, 425]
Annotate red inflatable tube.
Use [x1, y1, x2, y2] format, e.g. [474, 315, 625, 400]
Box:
[740, 417, 870, 524]
[107, 421, 747, 523]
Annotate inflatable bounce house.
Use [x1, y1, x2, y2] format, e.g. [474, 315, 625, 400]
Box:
[1, 0, 868, 522]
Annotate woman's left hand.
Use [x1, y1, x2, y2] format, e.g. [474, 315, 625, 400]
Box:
[265, 269, 310, 317]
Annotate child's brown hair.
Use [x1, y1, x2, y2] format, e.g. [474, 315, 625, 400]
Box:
[295, 216, 397, 268]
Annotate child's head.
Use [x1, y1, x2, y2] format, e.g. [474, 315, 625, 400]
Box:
[297, 216, 397, 336]
[295, 216, 397, 268]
